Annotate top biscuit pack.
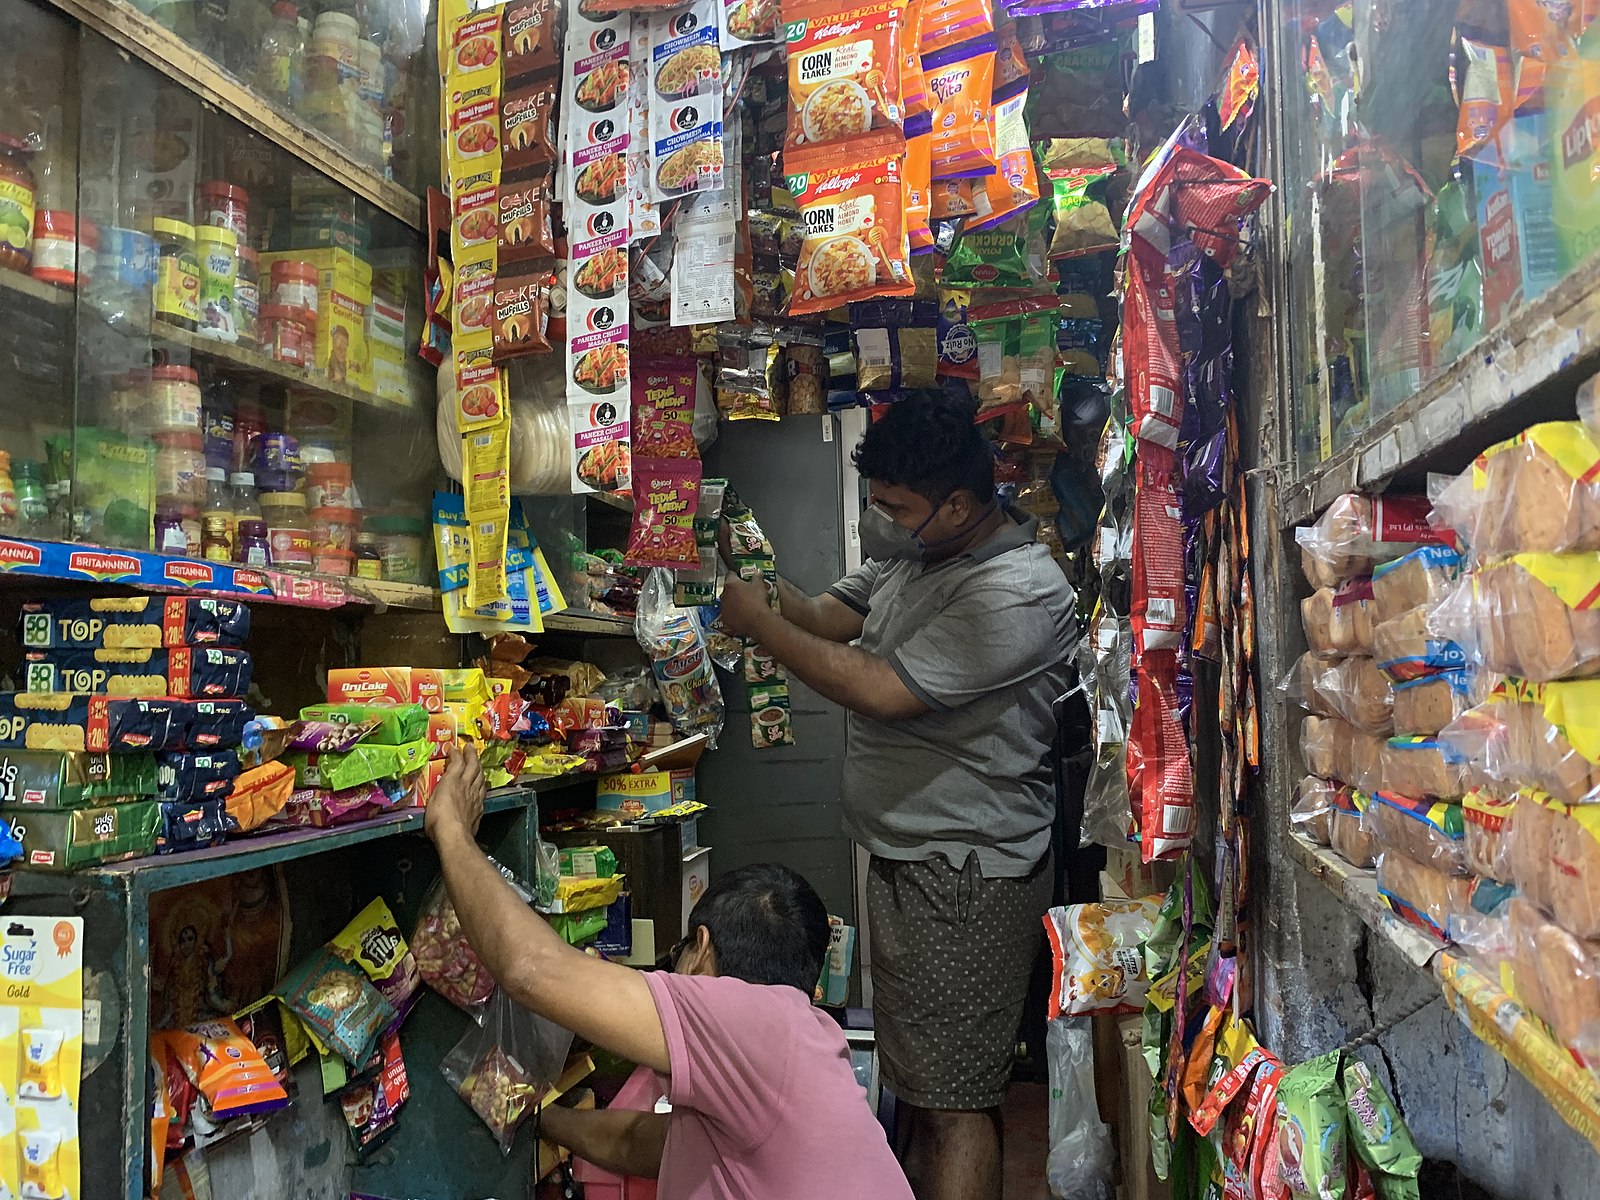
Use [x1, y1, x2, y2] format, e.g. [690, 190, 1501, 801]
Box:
[20, 597, 251, 651]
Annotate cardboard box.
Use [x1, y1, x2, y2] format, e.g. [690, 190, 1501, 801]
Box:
[681, 846, 712, 933]
[596, 768, 695, 816]
[0, 750, 158, 808]
[259, 248, 374, 389]
[326, 668, 444, 714]
[0, 695, 250, 753]
[11, 801, 161, 871]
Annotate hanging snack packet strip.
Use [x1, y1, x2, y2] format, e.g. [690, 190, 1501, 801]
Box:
[906, 111, 936, 252]
[920, 0, 994, 54]
[723, 490, 797, 748]
[646, 0, 725, 201]
[1046, 164, 1119, 259]
[926, 36, 998, 179]
[971, 76, 1040, 228]
[719, 0, 782, 47]
[564, 7, 635, 495]
[903, 0, 932, 115]
[676, 477, 729, 606]
[782, 0, 907, 155]
[787, 131, 916, 315]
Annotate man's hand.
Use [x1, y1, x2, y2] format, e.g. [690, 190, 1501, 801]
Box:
[717, 570, 771, 639]
[425, 745, 486, 843]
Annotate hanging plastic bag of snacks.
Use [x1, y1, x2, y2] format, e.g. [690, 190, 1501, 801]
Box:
[413, 860, 536, 1022]
[1046, 165, 1119, 259]
[636, 568, 726, 742]
[926, 36, 998, 179]
[440, 987, 575, 1155]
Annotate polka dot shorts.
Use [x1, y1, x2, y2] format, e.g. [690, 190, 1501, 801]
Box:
[866, 850, 1053, 1111]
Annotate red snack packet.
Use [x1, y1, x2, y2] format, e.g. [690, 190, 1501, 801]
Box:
[626, 459, 704, 569]
[631, 358, 699, 458]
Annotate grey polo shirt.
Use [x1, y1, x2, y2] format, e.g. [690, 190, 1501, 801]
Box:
[827, 510, 1077, 878]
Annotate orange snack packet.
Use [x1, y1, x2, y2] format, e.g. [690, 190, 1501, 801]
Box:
[787, 130, 916, 314]
[931, 176, 976, 219]
[971, 77, 1040, 228]
[906, 112, 935, 252]
[920, 0, 993, 56]
[927, 36, 997, 179]
[903, 0, 932, 116]
[995, 21, 1029, 87]
[783, 0, 907, 154]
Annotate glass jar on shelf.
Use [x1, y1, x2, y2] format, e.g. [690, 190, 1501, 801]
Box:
[0, 145, 36, 275]
[153, 218, 201, 330]
[155, 502, 201, 557]
[202, 466, 235, 558]
[235, 245, 260, 346]
[236, 518, 271, 567]
[196, 224, 239, 342]
[14, 461, 46, 534]
[353, 530, 382, 579]
[154, 430, 206, 511]
[149, 366, 203, 434]
[261, 490, 312, 571]
[366, 513, 424, 583]
[256, 2, 303, 106]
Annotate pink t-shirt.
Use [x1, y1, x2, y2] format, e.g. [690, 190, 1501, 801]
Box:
[643, 972, 914, 1200]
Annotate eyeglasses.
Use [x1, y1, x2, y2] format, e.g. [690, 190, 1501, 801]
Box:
[667, 935, 693, 971]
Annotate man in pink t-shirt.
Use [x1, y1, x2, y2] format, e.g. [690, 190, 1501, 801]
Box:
[428, 746, 913, 1200]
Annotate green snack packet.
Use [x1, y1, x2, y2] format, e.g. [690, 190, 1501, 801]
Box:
[286, 739, 432, 792]
[1341, 1057, 1422, 1200]
[1047, 166, 1118, 261]
[11, 801, 161, 870]
[299, 703, 430, 746]
[0, 749, 158, 808]
[944, 212, 1033, 287]
[1275, 1050, 1347, 1200]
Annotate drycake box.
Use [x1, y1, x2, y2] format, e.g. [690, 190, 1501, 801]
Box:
[10, 801, 162, 871]
[0, 749, 158, 809]
[326, 668, 445, 713]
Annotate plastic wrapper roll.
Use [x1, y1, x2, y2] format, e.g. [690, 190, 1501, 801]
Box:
[1365, 792, 1467, 873]
[1391, 671, 1473, 736]
[1375, 852, 1474, 938]
[1329, 787, 1378, 869]
[1464, 789, 1516, 884]
[1509, 793, 1600, 940]
[1283, 652, 1394, 734]
[1371, 544, 1463, 625]
[1466, 423, 1600, 559]
[1295, 492, 1440, 588]
[436, 358, 571, 494]
[1378, 736, 1467, 800]
[1435, 557, 1600, 682]
[1292, 776, 1336, 846]
[1372, 604, 1466, 683]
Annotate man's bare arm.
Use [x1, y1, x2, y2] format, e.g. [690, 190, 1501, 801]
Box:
[741, 600, 929, 722]
[540, 1103, 668, 1178]
[775, 577, 866, 643]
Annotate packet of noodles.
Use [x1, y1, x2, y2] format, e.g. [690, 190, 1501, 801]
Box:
[782, 0, 907, 155]
[787, 131, 915, 315]
[927, 35, 998, 179]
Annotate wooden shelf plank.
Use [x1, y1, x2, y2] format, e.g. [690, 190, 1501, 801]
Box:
[542, 608, 635, 636]
[0, 266, 73, 308]
[1282, 249, 1600, 526]
[155, 319, 415, 413]
[40, 0, 423, 230]
[1285, 833, 1445, 970]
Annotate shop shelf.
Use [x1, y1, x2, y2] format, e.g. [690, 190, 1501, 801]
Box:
[587, 489, 635, 513]
[1284, 832, 1445, 970]
[0, 266, 73, 309]
[39, 0, 424, 230]
[154, 318, 417, 414]
[543, 608, 636, 636]
[1281, 250, 1600, 527]
[88, 775, 592, 895]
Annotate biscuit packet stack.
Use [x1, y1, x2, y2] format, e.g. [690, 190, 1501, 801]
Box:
[6, 597, 262, 866]
[1426, 414, 1600, 1065]
[1287, 495, 1447, 876]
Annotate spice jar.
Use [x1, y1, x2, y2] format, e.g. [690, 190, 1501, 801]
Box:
[305, 461, 354, 509]
[366, 514, 425, 584]
[235, 246, 260, 346]
[31, 211, 94, 288]
[269, 260, 319, 315]
[196, 224, 239, 343]
[154, 218, 201, 329]
[199, 181, 250, 240]
[235, 518, 271, 567]
[261, 491, 313, 571]
[202, 514, 233, 562]
[154, 431, 206, 509]
[263, 303, 315, 366]
[149, 366, 202, 433]
[353, 531, 382, 579]
[0, 147, 36, 274]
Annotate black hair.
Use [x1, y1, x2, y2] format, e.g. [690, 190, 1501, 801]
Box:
[851, 391, 996, 504]
[687, 862, 830, 994]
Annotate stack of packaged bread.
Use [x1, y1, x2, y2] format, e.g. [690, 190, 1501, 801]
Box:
[1425, 414, 1600, 1065]
[1288, 493, 1452, 881]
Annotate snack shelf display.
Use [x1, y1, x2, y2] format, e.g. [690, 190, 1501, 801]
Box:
[37, 0, 426, 228]
[1285, 832, 1445, 970]
[91, 777, 586, 894]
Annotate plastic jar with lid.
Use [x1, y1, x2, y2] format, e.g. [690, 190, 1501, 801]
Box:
[154, 431, 206, 509]
[353, 531, 383, 579]
[153, 218, 201, 329]
[235, 246, 260, 346]
[199, 181, 250, 240]
[309, 11, 361, 75]
[155, 503, 199, 556]
[148, 365, 202, 433]
[31, 211, 95, 288]
[0, 147, 36, 274]
[195, 225, 238, 343]
[254, 432, 303, 493]
[263, 304, 315, 366]
[99, 225, 156, 328]
[366, 514, 425, 583]
[262, 491, 314, 571]
[269, 260, 319, 314]
[306, 461, 354, 509]
[236, 518, 271, 567]
[310, 505, 357, 553]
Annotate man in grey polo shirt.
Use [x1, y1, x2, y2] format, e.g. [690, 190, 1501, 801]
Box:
[716, 392, 1076, 1200]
